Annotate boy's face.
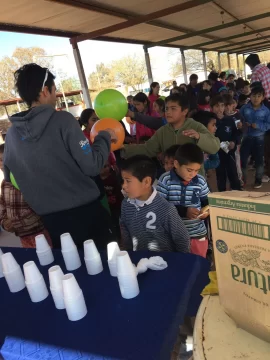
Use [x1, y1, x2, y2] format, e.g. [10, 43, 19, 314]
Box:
[227, 76, 235, 83]
[207, 119, 217, 135]
[121, 171, 151, 199]
[250, 93, 264, 107]
[190, 79, 198, 87]
[164, 156, 174, 172]
[211, 102, 225, 119]
[243, 85, 250, 95]
[165, 101, 188, 124]
[174, 161, 201, 182]
[225, 103, 234, 114]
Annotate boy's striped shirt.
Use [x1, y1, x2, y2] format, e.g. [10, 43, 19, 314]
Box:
[156, 170, 209, 238]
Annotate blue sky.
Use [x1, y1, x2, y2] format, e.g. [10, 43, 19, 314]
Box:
[0, 31, 174, 83]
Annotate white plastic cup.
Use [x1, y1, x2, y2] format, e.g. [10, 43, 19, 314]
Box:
[117, 251, 140, 299]
[23, 261, 42, 284]
[23, 261, 49, 302]
[25, 280, 49, 302]
[1, 252, 25, 293]
[117, 251, 137, 275]
[62, 273, 87, 321]
[61, 233, 81, 271]
[84, 240, 103, 275]
[36, 235, 54, 266]
[107, 242, 120, 277]
[61, 249, 81, 271]
[60, 233, 77, 251]
[49, 265, 65, 309]
[49, 265, 64, 289]
[0, 248, 4, 278]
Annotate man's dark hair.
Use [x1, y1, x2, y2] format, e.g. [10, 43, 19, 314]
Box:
[14, 63, 55, 107]
[222, 93, 234, 106]
[250, 81, 262, 89]
[245, 54, 260, 68]
[208, 72, 219, 82]
[193, 111, 217, 128]
[251, 86, 265, 97]
[165, 94, 189, 111]
[175, 143, 204, 166]
[238, 94, 248, 103]
[243, 80, 250, 86]
[164, 145, 180, 159]
[189, 74, 198, 81]
[219, 71, 226, 79]
[210, 95, 224, 108]
[227, 74, 235, 79]
[127, 95, 134, 100]
[121, 155, 156, 184]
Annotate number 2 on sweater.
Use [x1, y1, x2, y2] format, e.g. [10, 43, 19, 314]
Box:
[146, 212, 156, 230]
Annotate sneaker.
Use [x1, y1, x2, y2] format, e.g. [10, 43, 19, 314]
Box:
[262, 175, 270, 183]
[254, 182, 262, 189]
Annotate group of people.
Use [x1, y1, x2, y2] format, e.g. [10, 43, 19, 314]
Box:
[1, 52, 270, 260]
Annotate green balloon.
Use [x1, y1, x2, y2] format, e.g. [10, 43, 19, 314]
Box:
[159, 96, 166, 100]
[10, 172, 19, 190]
[94, 89, 128, 121]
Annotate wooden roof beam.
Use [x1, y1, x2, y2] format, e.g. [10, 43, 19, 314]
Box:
[72, 0, 214, 42]
[146, 12, 270, 48]
[228, 40, 270, 53]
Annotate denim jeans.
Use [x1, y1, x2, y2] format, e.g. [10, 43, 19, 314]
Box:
[240, 135, 264, 183]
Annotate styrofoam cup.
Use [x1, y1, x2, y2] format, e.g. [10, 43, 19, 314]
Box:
[117, 252, 140, 299]
[23, 261, 42, 284]
[116, 251, 136, 275]
[64, 290, 87, 321]
[107, 242, 120, 262]
[1, 252, 19, 273]
[117, 273, 140, 299]
[62, 273, 81, 300]
[60, 233, 76, 251]
[50, 287, 65, 310]
[35, 234, 50, 252]
[25, 278, 49, 302]
[107, 242, 120, 277]
[48, 265, 64, 289]
[61, 248, 81, 271]
[84, 240, 99, 260]
[37, 249, 54, 266]
[0, 248, 4, 278]
[85, 257, 103, 275]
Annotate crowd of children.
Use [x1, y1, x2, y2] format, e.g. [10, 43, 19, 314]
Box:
[2, 56, 270, 262]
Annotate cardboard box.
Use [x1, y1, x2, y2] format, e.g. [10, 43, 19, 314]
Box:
[209, 191, 270, 342]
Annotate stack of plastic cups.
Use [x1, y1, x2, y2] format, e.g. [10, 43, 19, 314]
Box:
[117, 251, 140, 299]
[49, 265, 65, 309]
[1, 252, 25, 292]
[107, 242, 120, 277]
[35, 234, 54, 266]
[23, 261, 49, 302]
[0, 248, 4, 278]
[61, 233, 81, 271]
[62, 273, 87, 321]
[84, 240, 103, 275]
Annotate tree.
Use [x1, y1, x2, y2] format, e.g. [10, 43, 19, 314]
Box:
[112, 55, 147, 90]
[88, 63, 115, 91]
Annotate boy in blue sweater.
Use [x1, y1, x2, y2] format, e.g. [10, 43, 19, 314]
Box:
[120, 155, 190, 253]
[240, 86, 270, 188]
[157, 143, 210, 258]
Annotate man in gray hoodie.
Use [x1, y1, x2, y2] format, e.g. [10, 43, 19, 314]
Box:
[4, 63, 117, 249]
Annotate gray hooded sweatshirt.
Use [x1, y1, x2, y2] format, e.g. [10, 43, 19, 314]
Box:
[4, 105, 111, 215]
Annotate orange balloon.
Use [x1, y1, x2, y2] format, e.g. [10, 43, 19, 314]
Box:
[90, 118, 125, 151]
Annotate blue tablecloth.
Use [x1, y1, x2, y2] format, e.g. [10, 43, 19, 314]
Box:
[0, 248, 210, 360]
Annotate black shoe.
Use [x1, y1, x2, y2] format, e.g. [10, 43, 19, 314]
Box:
[254, 181, 262, 189]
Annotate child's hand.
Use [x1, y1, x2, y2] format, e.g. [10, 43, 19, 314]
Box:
[182, 130, 200, 140]
[186, 207, 200, 220]
[197, 211, 209, 220]
[126, 110, 135, 119]
[104, 129, 118, 143]
[251, 123, 257, 129]
[228, 141, 235, 150]
[237, 122, 243, 129]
